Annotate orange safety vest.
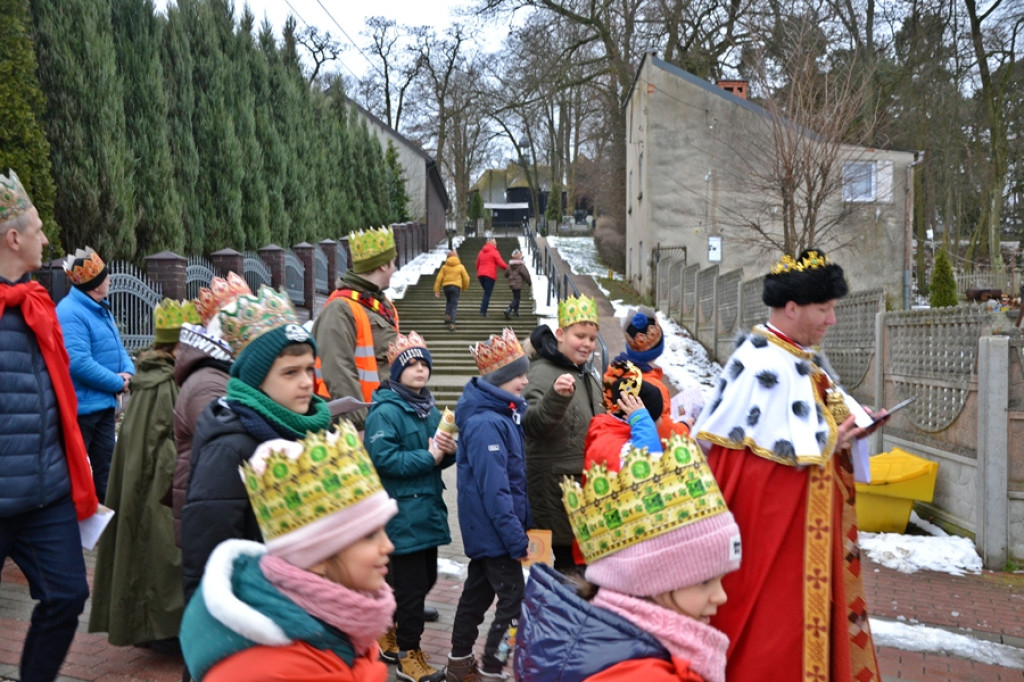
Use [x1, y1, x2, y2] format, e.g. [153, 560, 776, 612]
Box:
[314, 289, 398, 402]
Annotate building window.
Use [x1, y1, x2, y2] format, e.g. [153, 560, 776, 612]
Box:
[843, 160, 894, 203]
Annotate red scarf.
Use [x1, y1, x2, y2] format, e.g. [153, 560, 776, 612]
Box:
[329, 288, 399, 329]
[0, 280, 99, 520]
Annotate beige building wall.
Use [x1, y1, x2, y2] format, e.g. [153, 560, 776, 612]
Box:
[626, 54, 918, 306]
[363, 118, 428, 224]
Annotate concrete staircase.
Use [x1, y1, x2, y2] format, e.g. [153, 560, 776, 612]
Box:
[398, 236, 540, 408]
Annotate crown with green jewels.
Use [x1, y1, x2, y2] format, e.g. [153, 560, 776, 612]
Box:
[769, 250, 830, 275]
[349, 226, 396, 264]
[0, 170, 33, 224]
[558, 294, 599, 329]
[240, 422, 385, 543]
[562, 434, 730, 564]
[216, 285, 300, 357]
[154, 299, 199, 331]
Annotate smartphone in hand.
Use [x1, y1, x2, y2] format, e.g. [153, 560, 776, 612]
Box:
[871, 396, 917, 425]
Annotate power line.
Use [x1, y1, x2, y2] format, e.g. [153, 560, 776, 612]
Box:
[312, 0, 385, 80]
[280, 0, 363, 81]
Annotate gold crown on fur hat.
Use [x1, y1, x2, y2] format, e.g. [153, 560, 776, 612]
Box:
[217, 285, 300, 357]
[769, 250, 830, 275]
[194, 272, 252, 326]
[469, 327, 525, 376]
[241, 423, 385, 542]
[387, 331, 428, 366]
[558, 294, 599, 329]
[0, 170, 33, 224]
[349, 226, 396, 264]
[62, 247, 106, 286]
[154, 299, 199, 331]
[562, 434, 729, 564]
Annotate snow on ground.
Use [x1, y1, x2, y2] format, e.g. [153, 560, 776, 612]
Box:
[871, 618, 1024, 668]
[385, 235, 464, 301]
[860, 512, 984, 576]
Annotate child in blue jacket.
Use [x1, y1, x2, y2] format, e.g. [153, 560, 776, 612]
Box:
[446, 328, 532, 682]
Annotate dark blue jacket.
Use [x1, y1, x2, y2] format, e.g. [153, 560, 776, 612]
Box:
[515, 563, 670, 682]
[0, 276, 72, 517]
[55, 286, 133, 414]
[364, 386, 454, 555]
[454, 377, 531, 559]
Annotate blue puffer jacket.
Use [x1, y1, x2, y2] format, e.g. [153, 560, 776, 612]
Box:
[454, 377, 531, 559]
[0, 277, 72, 517]
[364, 385, 454, 555]
[56, 287, 134, 414]
[515, 563, 670, 682]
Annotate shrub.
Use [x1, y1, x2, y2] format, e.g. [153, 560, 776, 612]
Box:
[929, 247, 958, 308]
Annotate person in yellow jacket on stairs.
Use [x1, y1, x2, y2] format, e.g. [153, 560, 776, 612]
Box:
[434, 250, 470, 332]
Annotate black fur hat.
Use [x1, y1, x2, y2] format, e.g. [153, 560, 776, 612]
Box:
[762, 249, 848, 307]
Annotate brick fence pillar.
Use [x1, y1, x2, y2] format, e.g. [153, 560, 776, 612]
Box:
[319, 239, 338, 292]
[210, 248, 244, 278]
[144, 251, 187, 300]
[293, 242, 314, 315]
[340, 236, 351, 275]
[258, 244, 285, 291]
[38, 258, 69, 303]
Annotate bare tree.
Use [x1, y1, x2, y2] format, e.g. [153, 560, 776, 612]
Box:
[358, 17, 427, 132]
[295, 26, 343, 86]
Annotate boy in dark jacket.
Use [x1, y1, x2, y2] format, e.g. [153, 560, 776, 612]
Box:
[503, 249, 531, 320]
[181, 286, 332, 611]
[365, 331, 456, 682]
[446, 328, 532, 682]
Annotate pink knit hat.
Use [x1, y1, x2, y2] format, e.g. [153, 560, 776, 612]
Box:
[564, 434, 741, 597]
[584, 510, 741, 596]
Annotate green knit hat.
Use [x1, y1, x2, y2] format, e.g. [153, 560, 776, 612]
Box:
[218, 286, 317, 387]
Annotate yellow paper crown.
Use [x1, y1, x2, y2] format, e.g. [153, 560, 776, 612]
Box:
[194, 272, 252, 326]
[562, 434, 730, 564]
[62, 247, 106, 286]
[217, 285, 299, 357]
[153, 299, 199, 344]
[240, 422, 385, 542]
[350, 226, 396, 264]
[469, 327, 525, 376]
[0, 170, 33, 224]
[387, 330, 428, 366]
[558, 294, 599, 329]
[769, 250, 830, 275]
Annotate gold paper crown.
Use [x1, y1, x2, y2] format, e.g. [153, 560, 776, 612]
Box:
[602, 359, 643, 410]
[349, 226, 396, 264]
[194, 272, 252, 325]
[154, 299, 199, 331]
[769, 250, 830, 275]
[469, 327, 525, 376]
[0, 170, 33, 224]
[387, 331, 428, 366]
[62, 247, 106, 286]
[217, 285, 299, 357]
[558, 294, 599, 329]
[240, 422, 385, 542]
[562, 434, 729, 564]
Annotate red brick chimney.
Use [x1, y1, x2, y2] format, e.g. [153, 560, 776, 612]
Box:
[716, 80, 748, 99]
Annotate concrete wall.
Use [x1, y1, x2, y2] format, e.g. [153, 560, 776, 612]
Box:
[626, 55, 917, 306]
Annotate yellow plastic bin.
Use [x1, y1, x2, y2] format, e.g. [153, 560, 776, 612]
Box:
[854, 448, 939, 533]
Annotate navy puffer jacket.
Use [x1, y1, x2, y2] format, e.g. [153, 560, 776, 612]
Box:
[0, 282, 72, 517]
[515, 563, 670, 682]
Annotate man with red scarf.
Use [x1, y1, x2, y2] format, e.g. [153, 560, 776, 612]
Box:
[0, 170, 99, 682]
[693, 249, 883, 682]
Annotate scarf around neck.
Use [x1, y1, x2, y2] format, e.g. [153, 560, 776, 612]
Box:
[593, 588, 729, 682]
[381, 380, 435, 419]
[225, 377, 331, 439]
[0, 279, 98, 520]
[260, 554, 395, 657]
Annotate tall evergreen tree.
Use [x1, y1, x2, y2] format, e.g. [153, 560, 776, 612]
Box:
[161, 2, 203, 254]
[930, 247, 958, 308]
[29, 0, 136, 258]
[252, 20, 287, 244]
[112, 0, 183, 255]
[385, 140, 410, 223]
[230, 9, 268, 249]
[0, 0, 59, 251]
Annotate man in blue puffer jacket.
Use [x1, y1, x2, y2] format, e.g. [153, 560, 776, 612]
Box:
[56, 247, 134, 502]
[0, 169, 99, 682]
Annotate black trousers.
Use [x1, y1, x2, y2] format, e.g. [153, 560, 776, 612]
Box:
[507, 289, 522, 313]
[451, 556, 524, 673]
[390, 547, 438, 651]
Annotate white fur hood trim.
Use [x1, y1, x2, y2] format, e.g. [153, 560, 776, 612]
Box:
[202, 539, 292, 646]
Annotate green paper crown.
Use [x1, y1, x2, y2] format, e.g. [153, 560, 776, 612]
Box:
[0, 170, 33, 224]
[154, 299, 199, 332]
[241, 422, 385, 542]
[350, 226, 396, 265]
[558, 294, 599, 329]
[562, 434, 729, 564]
[217, 285, 300, 357]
